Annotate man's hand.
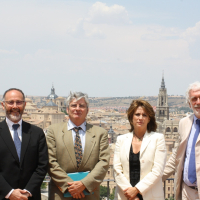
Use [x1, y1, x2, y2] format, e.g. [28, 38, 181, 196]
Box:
[9, 189, 29, 200]
[21, 190, 30, 198]
[123, 187, 139, 199]
[68, 181, 86, 199]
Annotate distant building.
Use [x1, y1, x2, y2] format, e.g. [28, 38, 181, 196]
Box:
[47, 85, 58, 101]
[156, 74, 169, 123]
[29, 102, 65, 131]
[23, 87, 66, 130]
[24, 98, 38, 114]
[46, 85, 66, 112]
[108, 125, 117, 144]
[101, 143, 115, 192]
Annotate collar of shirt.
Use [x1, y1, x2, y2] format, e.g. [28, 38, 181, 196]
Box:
[67, 119, 86, 153]
[6, 117, 22, 140]
[6, 117, 22, 130]
[67, 119, 86, 131]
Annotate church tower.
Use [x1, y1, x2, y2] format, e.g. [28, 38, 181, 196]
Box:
[156, 74, 169, 123]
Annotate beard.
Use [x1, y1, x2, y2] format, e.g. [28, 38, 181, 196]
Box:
[192, 105, 200, 118]
[5, 108, 23, 123]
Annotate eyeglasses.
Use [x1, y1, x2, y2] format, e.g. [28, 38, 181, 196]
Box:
[3, 101, 25, 106]
[70, 104, 87, 109]
[190, 97, 200, 103]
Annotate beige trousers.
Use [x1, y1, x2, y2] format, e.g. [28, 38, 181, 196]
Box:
[182, 182, 199, 200]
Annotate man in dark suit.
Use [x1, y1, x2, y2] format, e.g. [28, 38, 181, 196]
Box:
[0, 88, 48, 200]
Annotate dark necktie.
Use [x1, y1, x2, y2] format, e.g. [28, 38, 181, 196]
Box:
[188, 119, 200, 184]
[73, 127, 82, 168]
[12, 124, 21, 160]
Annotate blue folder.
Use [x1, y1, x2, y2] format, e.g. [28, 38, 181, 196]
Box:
[64, 171, 93, 197]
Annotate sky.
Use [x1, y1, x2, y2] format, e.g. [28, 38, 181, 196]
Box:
[0, 0, 200, 97]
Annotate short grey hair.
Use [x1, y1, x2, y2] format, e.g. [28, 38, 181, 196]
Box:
[66, 91, 89, 107]
[186, 81, 200, 104]
[2, 88, 25, 101]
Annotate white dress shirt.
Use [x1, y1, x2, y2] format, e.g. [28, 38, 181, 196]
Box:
[6, 117, 22, 141]
[183, 115, 198, 186]
[5, 117, 31, 199]
[67, 119, 86, 153]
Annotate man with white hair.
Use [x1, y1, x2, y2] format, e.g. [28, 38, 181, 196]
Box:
[163, 81, 200, 200]
[46, 92, 110, 200]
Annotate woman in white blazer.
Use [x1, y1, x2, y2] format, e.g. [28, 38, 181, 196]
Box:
[113, 100, 167, 200]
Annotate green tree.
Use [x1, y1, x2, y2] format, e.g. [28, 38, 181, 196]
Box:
[62, 109, 68, 115]
[165, 197, 174, 200]
[41, 182, 47, 189]
[109, 188, 115, 200]
[100, 185, 108, 200]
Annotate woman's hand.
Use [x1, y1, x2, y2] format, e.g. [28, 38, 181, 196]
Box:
[123, 187, 139, 199]
[132, 196, 140, 200]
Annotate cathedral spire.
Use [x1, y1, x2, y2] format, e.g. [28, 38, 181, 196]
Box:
[161, 71, 165, 88]
[156, 71, 169, 123]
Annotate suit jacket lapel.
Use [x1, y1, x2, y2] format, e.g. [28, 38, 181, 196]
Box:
[125, 133, 133, 161]
[20, 121, 31, 166]
[62, 124, 77, 169]
[0, 120, 19, 163]
[177, 115, 194, 162]
[140, 131, 153, 157]
[181, 114, 194, 143]
[79, 123, 96, 169]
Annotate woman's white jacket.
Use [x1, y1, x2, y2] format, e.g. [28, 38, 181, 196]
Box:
[113, 132, 167, 200]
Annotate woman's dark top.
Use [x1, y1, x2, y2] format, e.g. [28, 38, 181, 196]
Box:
[129, 145, 143, 200]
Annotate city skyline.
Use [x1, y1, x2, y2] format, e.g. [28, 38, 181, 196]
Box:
[0, 0, 199, 97]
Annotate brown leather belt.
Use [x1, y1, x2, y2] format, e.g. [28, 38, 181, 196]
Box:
[188, 186, 198, 191]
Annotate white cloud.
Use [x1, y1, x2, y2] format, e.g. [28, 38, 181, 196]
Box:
[0, 1, 199, 96]
[68, 2, 131, 38]
[181, 21, 200, 43]
[0, 49, 19, 54]
[141, 26, 180, 41]
[86, 2, 131, 25]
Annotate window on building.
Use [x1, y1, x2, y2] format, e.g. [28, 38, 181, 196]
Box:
[174, 127, 178, 132]
[166, 127, 171, 132]
[168, 187, 170, 191]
